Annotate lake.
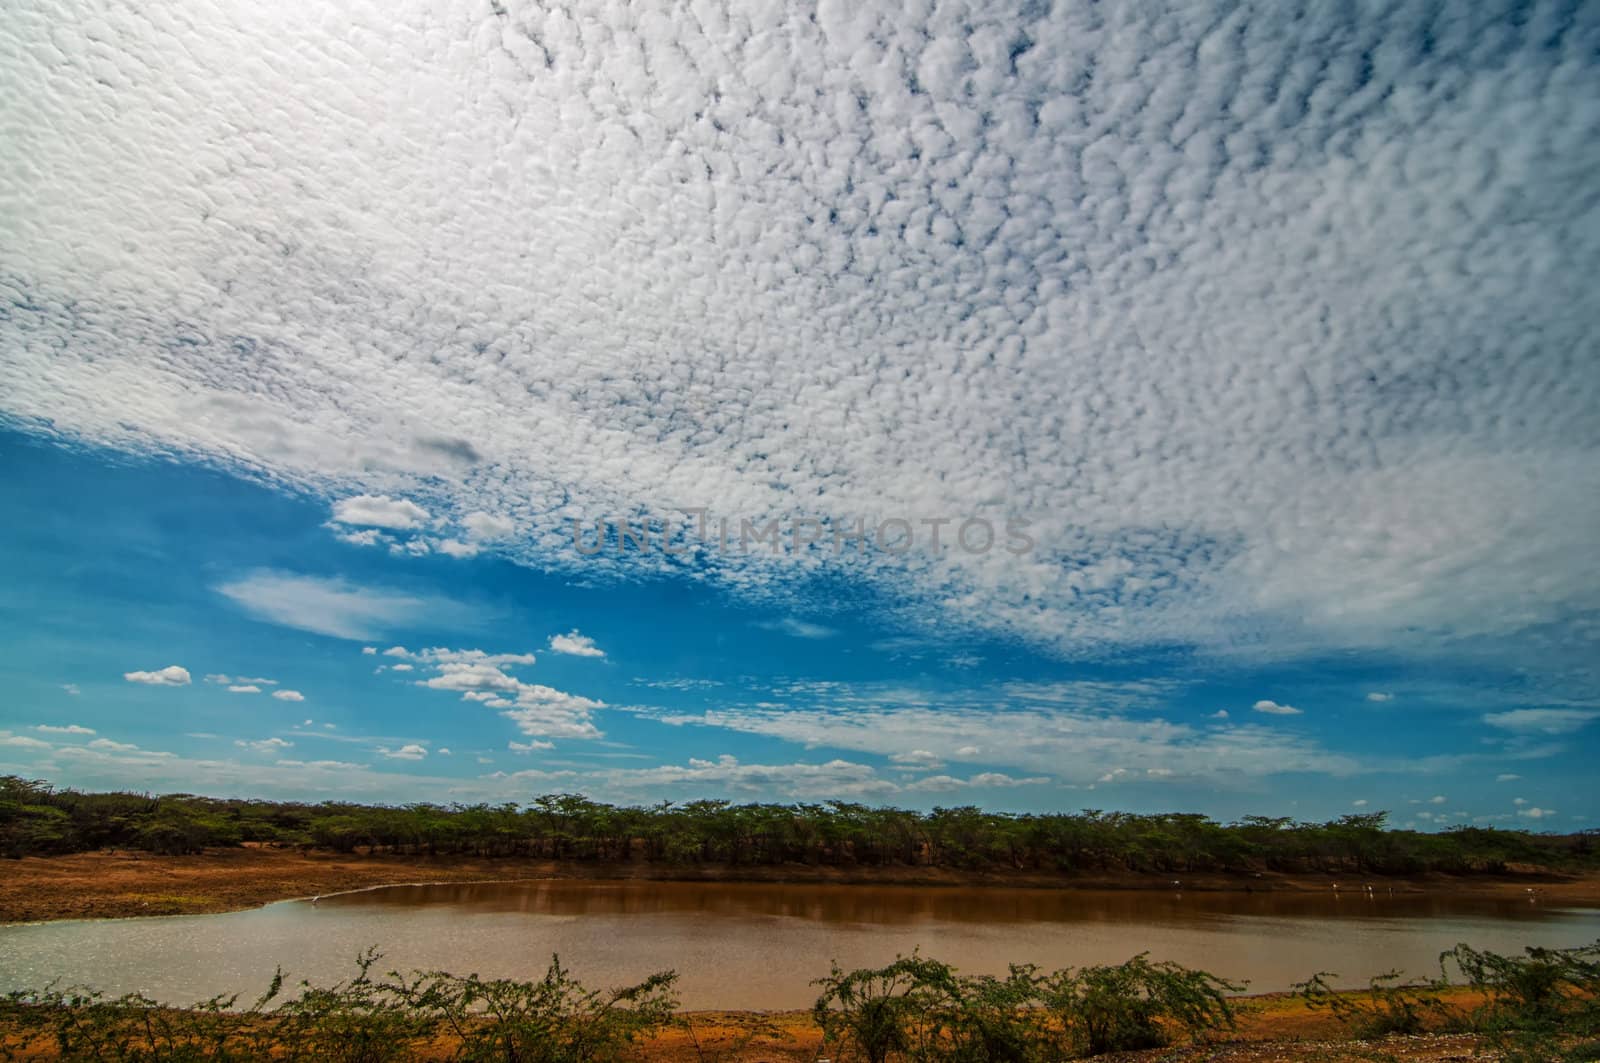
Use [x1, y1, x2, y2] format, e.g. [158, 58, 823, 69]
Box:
[2, 880, 1597, 1010]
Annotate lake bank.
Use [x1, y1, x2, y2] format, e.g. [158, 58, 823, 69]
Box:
[0, 989, 1558, 1062]
[5, 845, 1598, 925]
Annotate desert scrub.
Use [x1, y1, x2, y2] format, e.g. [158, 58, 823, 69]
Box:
[0, 948, 677, 1062]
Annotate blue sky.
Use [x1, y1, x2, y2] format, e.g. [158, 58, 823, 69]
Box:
[1, 429, 1593, 826]
[2, 0, 1597, 824]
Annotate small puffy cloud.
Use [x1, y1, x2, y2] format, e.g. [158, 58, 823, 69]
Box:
[1209, 709, 1229, 719]
[1366, 692, 1394, 703]
[1252, 699, 1303, 716]
[389, 663, 414, 672]
[335, 528, 388, 548]
[89, 738, 141, 752]
[62, 683, 80, 696]
[235, 737, 294, 754]
[509, 740, 554, 753]
[36, 723, 95, 735]
[1353, 799, 1368, 807]
[1483, 709, 1599, 735]
[436, 539, 480, 559]
[1514, 797, 1528, 805]
[1496, 773, 1522, 782]
[228, 684, 262, 694]
[1518, 806, 1557, 820]
[124, 665, 191, 686]
[331, 494, 430, 530]
[378, 743, 429, 760]
[463, 512, 516, 540]
[272, 689, 305, 702]
[1, 732, 51, 750]
[436, 747, 451, 756]
[362, 647, 377, 656]
[548, 630, 605, 658]
[1429, 795, 1447, 804]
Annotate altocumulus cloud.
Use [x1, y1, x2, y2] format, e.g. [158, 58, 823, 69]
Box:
[1, 0, 1597, 673]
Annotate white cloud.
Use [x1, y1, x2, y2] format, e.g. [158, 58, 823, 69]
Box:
[1209, 709, 1229, 719]
[124, 665, 191, 686]
[1496, 773, 1521, 782]
[548, 630, 605, 658]
[436, 539, 480, 559]
[1366, 692, 1394, 703]
[3, 0, 1597, 682]
[378, 743, 429, 761]
[758, 618, 837, 640]
[88, 738, 144, 753]
[235, 737, 294, 754]
[36, 724, 95, 735]
[228, 684, 262, 694]
[272, 689, 306, 702]
[216, 571, 434, 640]
[509, 740, 554, 754]
[436, 747, 451, 756]
[62, 684, 80, 696]
[390, 663, 413, 672]
[1483, 709, 1599, 735]
[1518, 806, 1557, 820]
[331, 495, 430, 530]
[889, 749, 946, 770]
[1, 732, 52, 750]
[463, 512, 516, 540]
[1429, 795, 1447, 804]
[362, 647, 377, 656]
[1252, 700, 1303, 716]
[1353, 799, 1368, 807]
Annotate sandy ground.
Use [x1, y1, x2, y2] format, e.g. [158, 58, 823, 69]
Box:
[3, 847, 1597, 925]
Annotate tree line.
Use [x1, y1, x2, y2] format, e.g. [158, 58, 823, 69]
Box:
[3, 774, 1594, 875]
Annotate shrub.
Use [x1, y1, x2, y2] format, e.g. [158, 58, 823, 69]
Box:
[1291, 968, 1452, 1037]
[1037, 953, 1243, 1056]
[812, 954, 958, 1063]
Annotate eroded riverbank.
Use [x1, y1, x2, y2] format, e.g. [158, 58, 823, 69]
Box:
[5, 846, 1599, 925]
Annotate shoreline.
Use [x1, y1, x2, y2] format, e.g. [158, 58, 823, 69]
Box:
[4, 846, 1598, 925]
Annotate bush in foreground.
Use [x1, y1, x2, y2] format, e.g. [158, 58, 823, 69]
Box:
[813, 952, 1243, 1060]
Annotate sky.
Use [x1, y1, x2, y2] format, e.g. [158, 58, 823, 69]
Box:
[1, 0, 1597, 827]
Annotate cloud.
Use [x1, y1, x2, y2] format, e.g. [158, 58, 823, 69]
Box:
[216, 571, 433, 640]
[1353, 799, 1368, 807]
[88, 738, 145, 753]
[1518, 806, 1557, 820]
[2, 0, 1597, 686]
[1496, 773, 1522, 782]
[889, 749, 946, 770]
[548, 630, 605, 658]
[331, 495, 430, 530]
[758, 618, 837, 640]
[463, 512, 516, 540]
[1252, 700, 1303, 716]
[436, 539, 480, 559]
[378, 743, 429, 761]
[1366, 693, 1395, 703]
[1209, 710, 1229, 719]
[509, 740, 554, 754]
[1, 732, 52, 750]
[272, 689, 306, 702]
[362, 647, 377, 656]
[1429, 795, 1447, 804]
[235, 737, 294, 754]
[1483, 709, 1599, 735]
[61, 684, 80, 696]
[228, 684, 262, 694]
[124, 665, 191, 686]
[36, 724, 95, 735]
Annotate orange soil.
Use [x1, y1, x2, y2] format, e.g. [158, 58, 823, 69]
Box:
[3, 846, 1597, 925]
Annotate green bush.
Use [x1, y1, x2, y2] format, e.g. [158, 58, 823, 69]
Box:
[1291, 968, 1452, 1037]
[1037, 953, 1243, 1056]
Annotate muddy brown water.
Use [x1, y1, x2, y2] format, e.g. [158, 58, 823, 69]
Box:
[2, 879, 1597, 1010]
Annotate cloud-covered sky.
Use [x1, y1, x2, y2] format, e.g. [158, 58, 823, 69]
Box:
[1, 0, 1596, 822]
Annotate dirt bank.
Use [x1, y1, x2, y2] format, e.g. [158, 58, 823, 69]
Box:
[0, 989, 1556, 1061]
[3, 846, 1597, 924]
